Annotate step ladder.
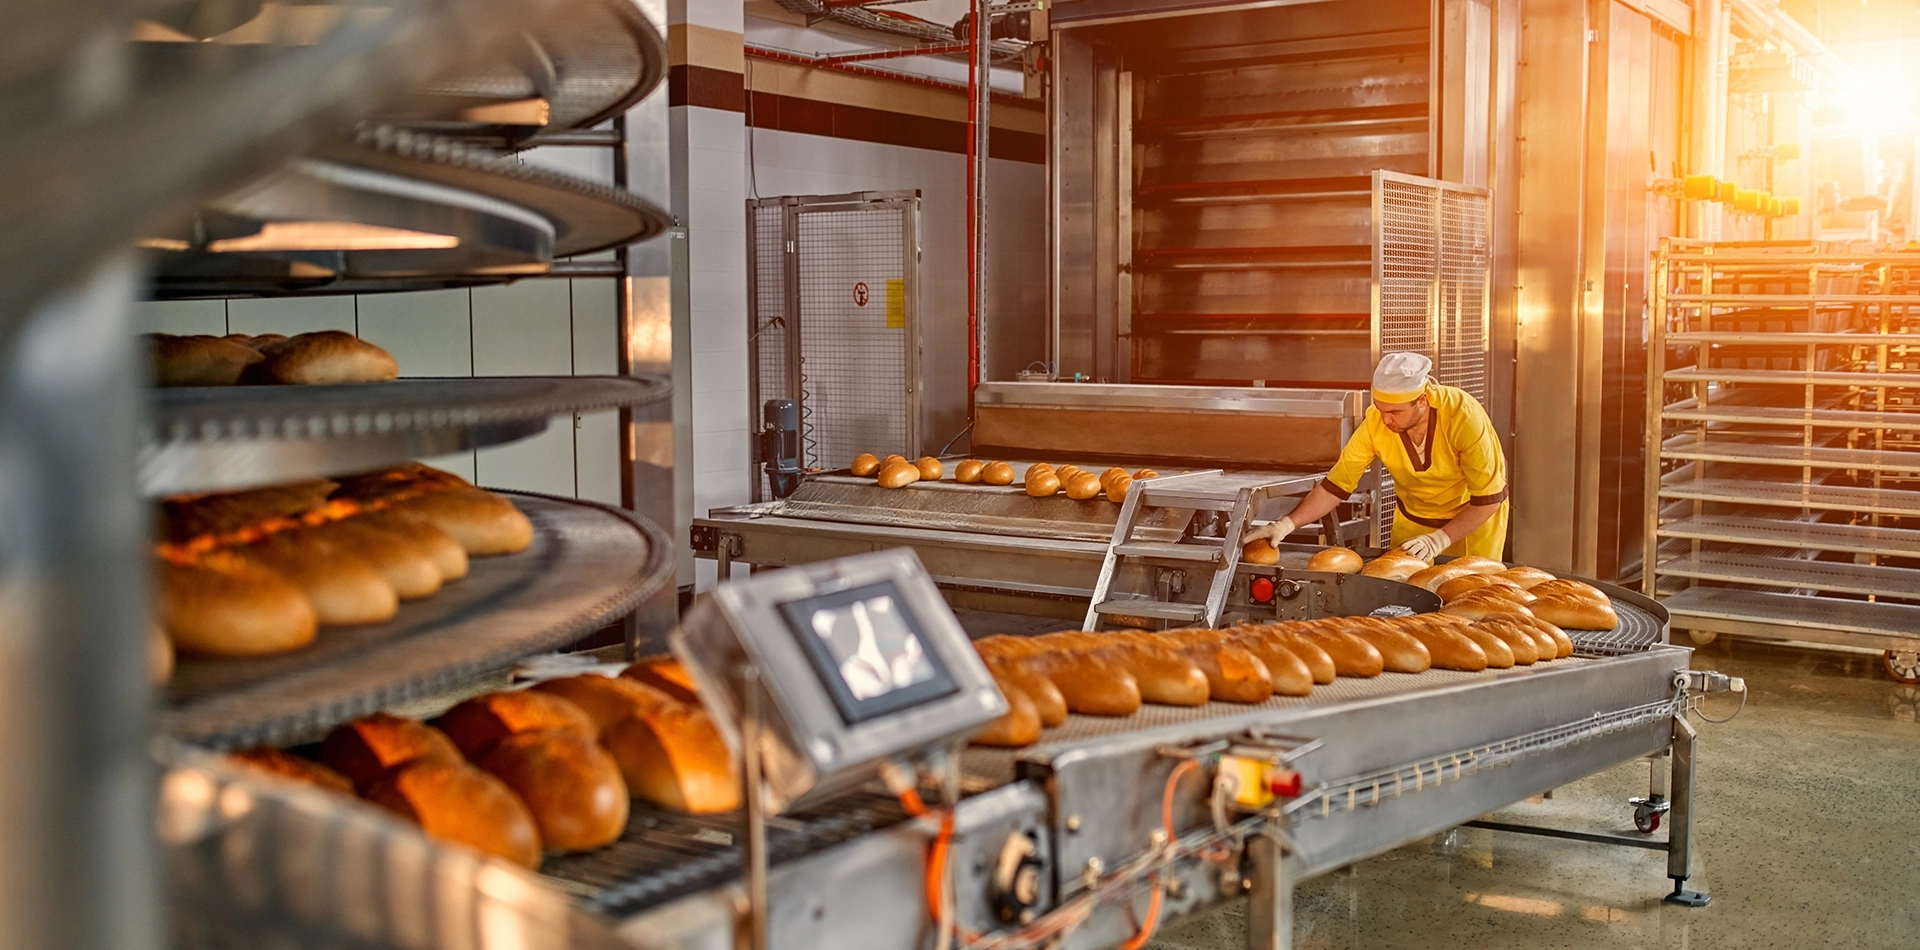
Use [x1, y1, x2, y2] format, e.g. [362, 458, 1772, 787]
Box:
[1083, 470, 1307, 631]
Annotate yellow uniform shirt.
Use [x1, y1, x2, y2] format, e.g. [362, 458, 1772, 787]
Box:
[1319, 384, 1509, 557]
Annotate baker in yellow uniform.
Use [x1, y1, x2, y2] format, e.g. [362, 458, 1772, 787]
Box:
[1244, 352, 1508, 561]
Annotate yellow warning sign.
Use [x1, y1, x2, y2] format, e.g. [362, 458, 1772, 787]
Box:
[885, 279, 906, 328]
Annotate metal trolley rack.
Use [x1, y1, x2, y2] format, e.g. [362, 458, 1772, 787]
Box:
[1644, 239, 1920, 682]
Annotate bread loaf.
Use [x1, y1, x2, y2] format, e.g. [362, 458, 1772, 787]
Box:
[1479, 617, 1558, 660]
[1470, 582, 1535, 605]
[387, 489, 534, 556]
[320, 713, 464, 793]
[1293, 628, 1385, 677]
[1361, 555, 1425, 582]
[156, 555, 318, 657]
[602, 702, 742, 814]
[876, 461, 921, 488]
[972, 679, 1043, 747]
[365, 760, 543, 867]
[881, 454, 908, 469]
[1530, 578, 1610, 604]
[850, 453, 881, 476]
[356, 509, 470, 581]
[478, 729, 629, 852]
[1449, 556, 1508, 575]
[1436, 573, 1494, 602]
[228, 747, 354, 794]
[1105, 473, 1134, 503]
[1333, 622, 1432, 673]
[438, 690, 598, 759]
[1064, 472, 1104, 499]
[530, 673, 678, 733]
[1469, 619, 1539, 665]
[1529, 594, 1616, 631]
[328, 463, 472, 502]
[1407, 563, 1478, 592]
[1024, 470, 1061, 497]
[1056, 464, 1084, 482]
[985, 656, 1068, 726]
[1455, 625, 1516, 668]
[150, 334, 264, 386]
[1401, 625, 1489, 672]
[159, 479, 336, 542]
[232, 532, 398, 626]
[304, 520, 443, 599]
[248, 331, 400, 385]
[621, 655, 700, 705]
[1496, 566, 1559, 589]
[1214, 629, 1314, 696]
[915, 457, 944, 480]
[1518, 616, 1576, 657]
[1038, 633, 1210, 706]
[1139, 633, 1273, 704]
[975, 638, 1142, 716]
[1304, 547, 1362, 573]
[954, 459, 986, 483]
[1099, 467, 1130, 489]
[1134, 469, 1160, 480]
[1241, 538, 1281, 565]
[1245, 625, 1334, 683]
[981, 461, 1016, 485]
[1439, 593, 1536, 621]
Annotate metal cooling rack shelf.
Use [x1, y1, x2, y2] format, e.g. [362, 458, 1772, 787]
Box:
[1657, 551, 1920, 598]
[141, 375, 669, 496]
[163, 491, 672, 749]
[1658, 432, 1920, 473]
[1662, 587, 1920, 651]
[1662, 365, 1920, 388]
[1659, 404, 1920, 432]
[1656, 475, 1920, 516]
[1656, 513, 1920, 557]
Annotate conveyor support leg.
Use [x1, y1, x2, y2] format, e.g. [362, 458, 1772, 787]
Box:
[1245, 828, 1292, 950]
[1664, 715, 1709, 907]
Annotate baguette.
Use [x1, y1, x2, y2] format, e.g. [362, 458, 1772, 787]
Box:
[621, 655, 700, 705]
[1243, 625, 1335, 684]
[329, 462, 473, 501]
[1141, 633, 1274, 704]
[227, 747, 354, 794]
[1455, 625, 1516, 668]
[1439, 593, 1536, 621]
[1039, 633, 1211, 706]
[1216, 628, 1316, 695]
[1241, 538, 1281, 565]
[364, 759, 542, 867]
[972, 679, 1042, 747]
[248, 331, 399, 385]
[1470, 619, 1539, 665]
[975, 638, 1142, 716]
[986, 656, 1067, 726]
[160, 480, 336, 542]
[602, 701, 742, 814]
[302, 520, 443, 599]
[354, 509, 469, 581]
[1436, 573, 1494, 602]
[1480, 616, 1558, 661]
[1407, 563, 1478, 592]
[530, 673, 678, 733]
[477, 729, 629, 852]
[386, 489, 533, 556]
[850, 453, 881, 476]
[150, 334, 264, 387]
[437, 690, 598, 759]
[231, 532, 398, 626]
[1512, 615, 1576, 656]
[1306, 547, 1363, 573]
[1530, 578, 1609, 603]
[1449, 556, 1508, 575]
[1332, 621, 1431, 673]
[877, 462, 921, 488]
[155, 554, 317, 657]
[1529, 594, 1617, 631]
[954, 459, 986, 483]
[1361, 555, 1425, 582]
[1496, 566, 1559, 589]
[1401, 625, 1489, 672]
[1293, 628, 1385, 678]
[981, 461, 1016, 486]
[320, 713, 464, 793]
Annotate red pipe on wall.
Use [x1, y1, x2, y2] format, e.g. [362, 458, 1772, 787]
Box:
[964, 0, 981, 425]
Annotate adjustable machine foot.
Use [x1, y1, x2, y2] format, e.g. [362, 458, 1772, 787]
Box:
[1664, 879, 1710, 907]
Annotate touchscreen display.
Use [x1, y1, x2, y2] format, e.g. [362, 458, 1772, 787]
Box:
[779, 581, 957, 723]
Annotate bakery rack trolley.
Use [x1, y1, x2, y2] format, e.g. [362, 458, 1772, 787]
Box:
[1643, 238, 1920, 681]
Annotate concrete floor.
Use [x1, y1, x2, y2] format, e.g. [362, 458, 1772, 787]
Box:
[1133, 638, 1920, 950]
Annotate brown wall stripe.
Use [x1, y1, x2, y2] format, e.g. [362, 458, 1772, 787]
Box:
[669, 64, 746, 112]
[745, 89, 1044, 164]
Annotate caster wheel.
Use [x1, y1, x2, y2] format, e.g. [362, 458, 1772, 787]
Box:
[1687, 629, 1718, 646]
[1885, 651, 1920, 685]
[1886, 686, 1920, 723]
[1634, 810, 1661, 834]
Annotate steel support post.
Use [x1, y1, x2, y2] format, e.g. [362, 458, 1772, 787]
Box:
[1245, 827, 1293, 950]
[1664, 715, 1708, 906]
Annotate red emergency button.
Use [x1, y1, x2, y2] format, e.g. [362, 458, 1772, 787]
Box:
[1250, 577, 1276, 604]
[1266, 769, 1302, 797]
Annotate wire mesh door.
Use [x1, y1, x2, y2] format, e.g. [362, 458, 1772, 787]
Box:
[1371, 171, 1492, 401]
[747, 192, 920, 501]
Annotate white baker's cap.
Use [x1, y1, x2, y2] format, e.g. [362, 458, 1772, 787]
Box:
[1371, 352, 1432, 402]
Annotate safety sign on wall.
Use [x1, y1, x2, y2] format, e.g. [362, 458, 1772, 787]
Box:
[853, 279, 907, 329]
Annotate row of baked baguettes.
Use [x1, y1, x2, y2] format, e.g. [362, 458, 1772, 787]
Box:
[223, 656, 738, 867]
[153, 463, 534, 662]
[970, 613, 1576, 748]
[149, 330, 399, 386]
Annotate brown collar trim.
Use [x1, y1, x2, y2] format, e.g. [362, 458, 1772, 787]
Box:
[1398, 405, 1438, 472]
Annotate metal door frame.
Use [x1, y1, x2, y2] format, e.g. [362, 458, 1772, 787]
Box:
[1370, 169, 1494, 401]
[746, 191, 922, 501]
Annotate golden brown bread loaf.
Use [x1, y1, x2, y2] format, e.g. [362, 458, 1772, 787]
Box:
[1293, 627, 1385, 677]
[365, 759, 542, 867]
[1241, 538, 1281, 565]
[1528, 593, 1616, 630]
[1401, 625, 1488, 672]
[1530, 578, 1608, 602]
[621, 655, 701, 705]
[1449, 556, 1508, 575]
[1456, 625, 1516, 668]
[1439, 592, 1536, 621]
[159, 480, 337, 542]
[356, 509, 469, 581]
[1064, 472, 1104, 499]
[601, 701, 742, 813]
[954, 459, 986, 483]
[320, 713, 465, 793]
[972, 679, 1043, 747]
[1099, 467, 1130, 489]
[227, 747, 355, 794]
[1244, 625, 1334, 683]
[974, 637, 1142, 716]
[1518, 616, 1576, 657]
[150, 334, 265, 386]
[437, 690, 598, 759]
[329, 463, 473, 501]
[877, 462, 921, 488]
[981, 461, 1016, 485]
[880, 454, 908, 469]
[1436, 573, 1494, 602]
[1407, 563, 1478, 592]
[1333, 621, 1432, 673]
[530, 674, 678, 733]
[303, 520, 443, 599]
[1024, 470, 1061, 497]
[1105, 473, 1134, 503]
[155, 554, 318, 657]
[1477, 617, 1557, 661]
[1056, 464, 1085, 483]
[1037, 633, 1211, 706]
[1496, 566, 1559, 589]
[386, 489, 534, 556]
[478, 729, 630, 852]
[231, 532, 398, 626]
[1468, 618, 1539, 664]
[1206, 628, 1313, 696]
[1361, 555, 1425, 582]
[1134, 468, 1160, 480]
[985, 656, 1068, 726]
[1121, 631, 1273, 704]
[247, 331, 399, 385]
[1306, 547, 1363, 573]
[915, 457, 944, 480]
[850, 453, 881, 476]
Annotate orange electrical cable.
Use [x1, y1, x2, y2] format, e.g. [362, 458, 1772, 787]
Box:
[1116, 877, 1165, 950]
[1118, 759, 1202, 950]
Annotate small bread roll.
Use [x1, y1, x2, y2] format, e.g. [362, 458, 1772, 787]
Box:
[1306, 548, 1363, 573]
[602, 702, 742, 814]
[1436, 573, 1495, 603]
[986, 656, 1068, 726]
[1056, 465, 1085, 483]
[1496, 566, 1558, 589]
[1338, 624, 1432, 673]
[880, 454, 908, 468]
[155, 555, 317, 657]
[365, 760, 542, 867]
[850, 453, 881, 476]
[1242, 538, 1280, 565]
[1408, 563, 1478, 592]
[150, 334, 264, 387]
[1530, 579, 1609, 603]
[1105, 473, 1133, 502]
[388, 489, 534, 556]
[1024, 470, 1061, 497]
[877, 462, 921, 488]
[1401, 625, 1489, 672]
[303, 521, 442, 599]
[320, 713, 464, 793]
[981, 461, 1016, 485]
[621, 655, 700, 705]
[1530, 594, 1617, 630]
[227, 747, 354, 794]
[232, 532, 398, 626]
[1471, 618, 1540, 665]
[1456, 626, 1517, 668]
[954, 459, 986, 483]
[1099, 467, 1130, 489]
[1134, 468, 1160, 480]
[478, 729, 629, 852]
[915, 457, 944, 480]
[356, 509, 469, 581]
[531, 673, 677, 733]
[1064, 472, 1104, 499]
[437, 690, 598, 759]
[1027, 463, 1055, 477]
[971, 679, 1042, 748]
[1450, 556, 1508, 575]
[1293, 628, 1385, 678]
[248, 331, 400, 385]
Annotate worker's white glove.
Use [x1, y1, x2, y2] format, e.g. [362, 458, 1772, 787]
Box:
[1243, 516, 1296, 546]
[1400, 529, 1452, 562]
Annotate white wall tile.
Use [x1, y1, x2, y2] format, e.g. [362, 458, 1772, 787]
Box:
[471, 280, 574, 376]
[692, 424, 750, 474]
[574, 411, 624, 505]
[475, 423, 578, 495]
[140, 299, 226, 336]
[570, 279, 620, 376]
[691, 465, 749, 516]
[519, 145, 615, 184]
[355, 289, 473, 377]
[227, 296, 356, 336]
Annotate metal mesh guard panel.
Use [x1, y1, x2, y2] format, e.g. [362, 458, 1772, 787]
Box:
[750, 203, 788, 500]
[798, 208, 909, 468]
[1376, 176, 1491, 402]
